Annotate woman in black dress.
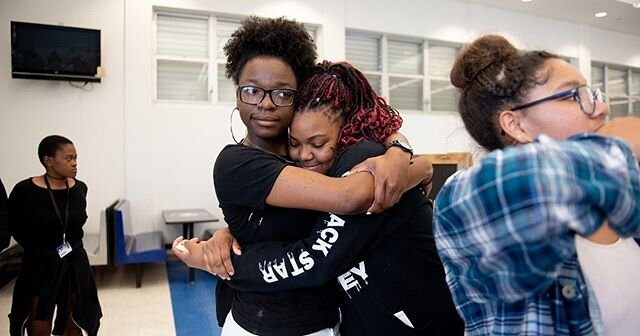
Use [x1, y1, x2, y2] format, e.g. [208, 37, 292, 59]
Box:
[8, 135, 101, 336]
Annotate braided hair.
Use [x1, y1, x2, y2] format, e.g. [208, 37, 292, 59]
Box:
[450, 35, 558, 151]
[297, 61, 403, 152]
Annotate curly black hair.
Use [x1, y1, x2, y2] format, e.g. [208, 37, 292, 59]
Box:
[224, 16, 317, 86]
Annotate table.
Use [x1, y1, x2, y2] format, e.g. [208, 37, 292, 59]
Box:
[163, 208, 219, 282]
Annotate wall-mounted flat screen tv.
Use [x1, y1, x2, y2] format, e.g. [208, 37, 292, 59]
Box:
[11, 21, 101, 83]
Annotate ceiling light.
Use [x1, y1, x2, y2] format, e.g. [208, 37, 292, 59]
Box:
[594, 12, 608, 18]
[633, 2, 640, 8]
[521, 0, 533, 2]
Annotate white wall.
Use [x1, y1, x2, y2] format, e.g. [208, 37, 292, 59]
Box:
[2, 0, 639, 239]
[0, 0, 125, 235]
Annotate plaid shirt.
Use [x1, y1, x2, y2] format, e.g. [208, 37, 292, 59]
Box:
[434, 134, 640, 336]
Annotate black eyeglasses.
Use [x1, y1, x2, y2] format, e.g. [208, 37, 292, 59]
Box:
[511, 84, 603, 115]
[237, 85, 297, 107]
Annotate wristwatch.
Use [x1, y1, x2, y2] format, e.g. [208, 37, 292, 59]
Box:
[387, 140, 414, 156]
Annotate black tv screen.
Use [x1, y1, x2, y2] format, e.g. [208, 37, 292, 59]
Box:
[11, 21, 101, 82]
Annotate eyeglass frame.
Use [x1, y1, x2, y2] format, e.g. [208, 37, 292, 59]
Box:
[510, 84, 602, 115]
[236, 85, 297, 107]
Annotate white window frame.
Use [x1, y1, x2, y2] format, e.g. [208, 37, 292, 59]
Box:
[387, 36, 425, 112]
[153, 10, 214, 104]
[213, 15, 243, 104]
[153, 9, 319, 105]
[592, 62, 640, 118]
[425, 40, 461, 114]
[346, 30, 460, 114]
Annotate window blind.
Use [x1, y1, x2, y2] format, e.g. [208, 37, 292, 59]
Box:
[429, 45, 458, 112]
[365, 74, 382, 95]
[216, 19, 241, 60]
[591, 65, 604, 91]
[389, 76, 422, 110]
[157, 60, 208, 101]
[215, 19, 241, 102]
[156, 13, 209, 101]
[217, 64, 235, 103]
[346, 34, 381, 72]
[388, 39, 422, 75]
[157, 13, 208, 58]
[608, 68, 629, 118]
[346, 31, 463, 113]
[632, 71, 640, 116]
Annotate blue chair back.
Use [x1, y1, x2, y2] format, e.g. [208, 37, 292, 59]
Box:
[113, 200, 166, 265]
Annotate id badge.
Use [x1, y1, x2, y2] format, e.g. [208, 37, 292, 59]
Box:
[56, 241, 72, 258]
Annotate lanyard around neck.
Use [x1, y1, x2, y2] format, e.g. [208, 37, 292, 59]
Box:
[44, 175, 70, 242]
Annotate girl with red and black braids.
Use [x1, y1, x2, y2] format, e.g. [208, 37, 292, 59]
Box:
[182, 61, 463, 335]
[298, 60, 403, 151]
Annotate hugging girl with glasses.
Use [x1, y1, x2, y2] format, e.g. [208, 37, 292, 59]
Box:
[172, 16, 432, 336]
[204, 61, 463, 335]
[433, 34, 640, 335]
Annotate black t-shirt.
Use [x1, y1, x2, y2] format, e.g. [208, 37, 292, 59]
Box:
[9, 178, 88, 251]
[213, 144, 340, 335]
[225, 141, 463, 335]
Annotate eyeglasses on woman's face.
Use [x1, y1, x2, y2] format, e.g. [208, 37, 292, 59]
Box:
[237, 85, 297, 107]
[511, 84, 604, 116]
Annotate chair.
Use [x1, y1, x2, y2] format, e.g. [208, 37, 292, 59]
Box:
[113, 200, 166, 288]
[83, 201, 118, 266]
[0, 239, 21, 289]
[104, 200, 120, 266]
[417, 152, 473, 198]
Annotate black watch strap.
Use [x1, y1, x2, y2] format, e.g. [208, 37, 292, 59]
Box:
[387, 140, 413, 156]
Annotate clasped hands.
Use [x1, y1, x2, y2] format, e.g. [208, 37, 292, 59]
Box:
[171, 228, 240, 280]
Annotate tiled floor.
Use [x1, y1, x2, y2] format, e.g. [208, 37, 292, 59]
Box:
[0, 262, 178, 335]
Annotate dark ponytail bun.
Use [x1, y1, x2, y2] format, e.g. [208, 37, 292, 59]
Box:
[450, 34, 558, 151]
[450, 35, 518, 90]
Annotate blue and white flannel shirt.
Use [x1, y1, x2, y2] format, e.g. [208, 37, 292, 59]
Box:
[434, 134, 640, 336]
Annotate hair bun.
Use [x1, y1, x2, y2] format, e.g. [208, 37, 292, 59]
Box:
[450, 35, 518, 90]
